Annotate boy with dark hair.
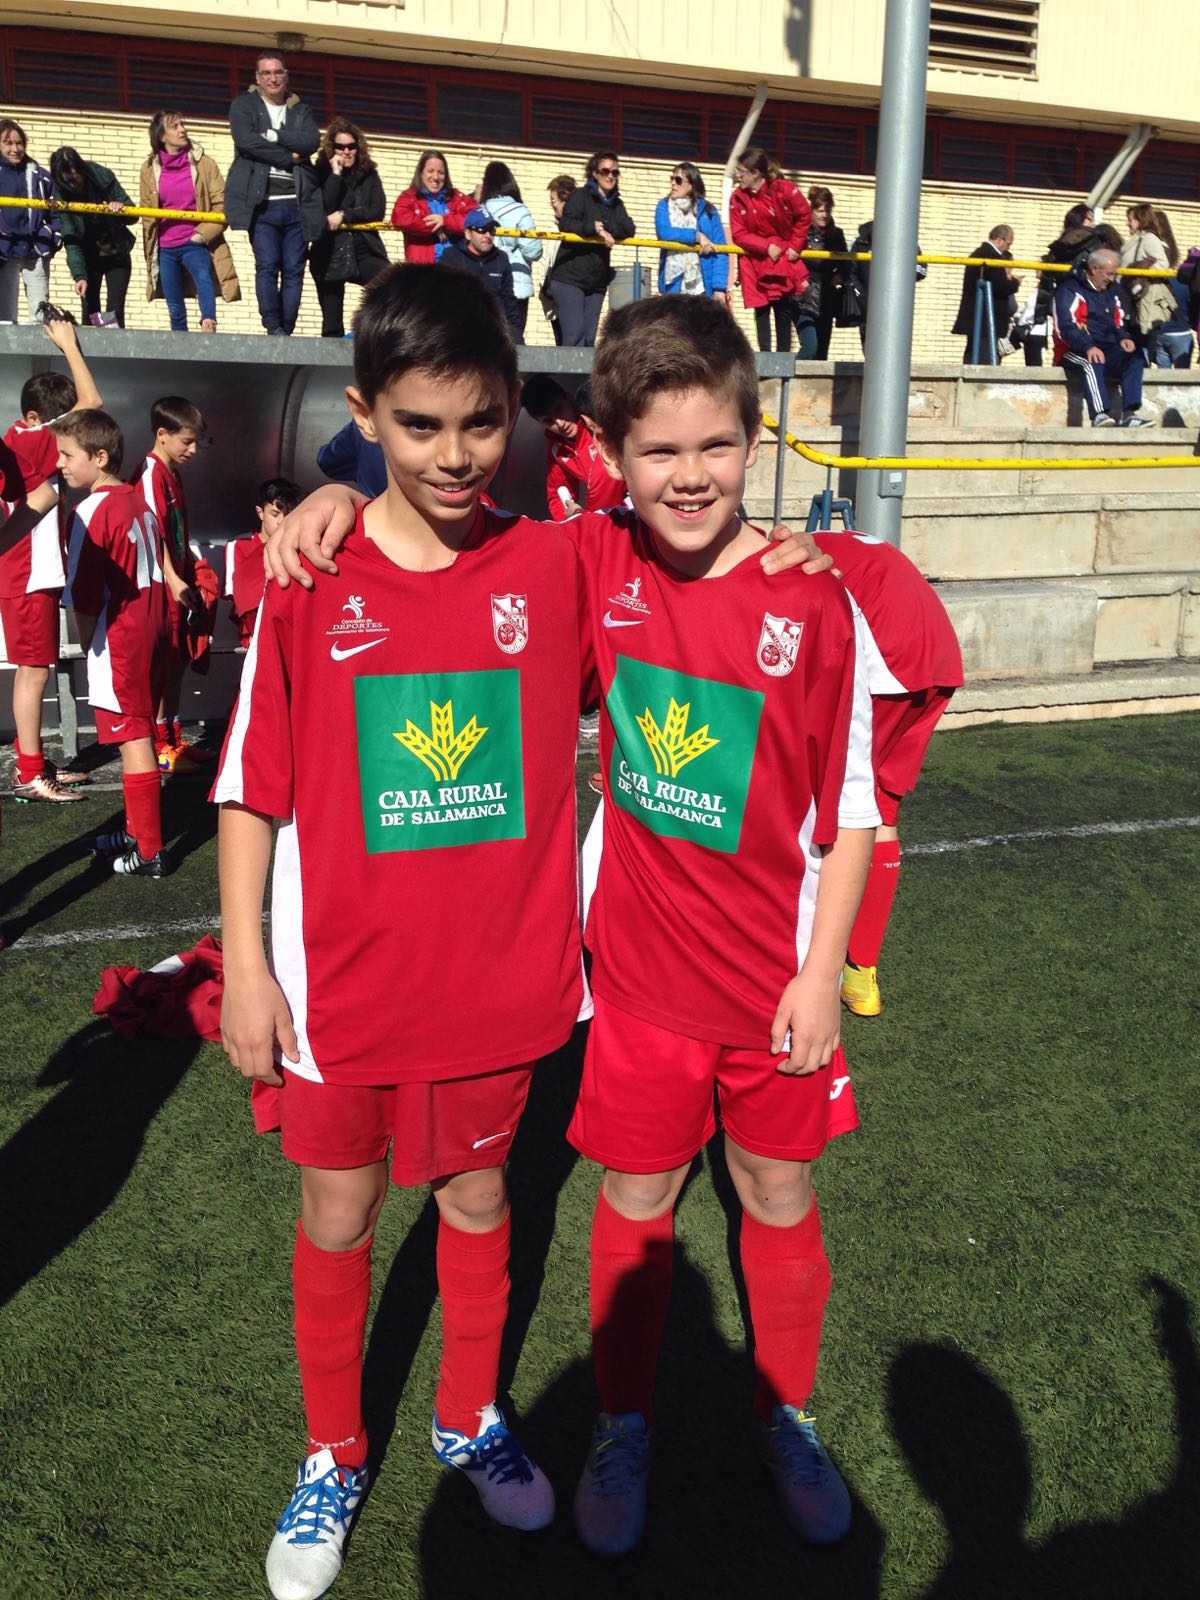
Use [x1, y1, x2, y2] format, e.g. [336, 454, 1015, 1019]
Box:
[1, 317, 101, 801]
[441, 206, 524, 341]
[225, 476, 301, 648]
[134, 395, 209, 770]
[810, 531, 963, 1017]
[215, 264, 585, 1600]
[519, 375, 625, 521]
[567, 293, 879, 1556]
[56, 409, 172, 876]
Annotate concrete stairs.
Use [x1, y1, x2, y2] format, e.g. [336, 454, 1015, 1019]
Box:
[748, 364, 1200, 722]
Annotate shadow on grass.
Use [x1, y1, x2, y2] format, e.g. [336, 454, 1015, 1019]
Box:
[417, 1248, 885, 1600]
[891, 1276, 1200, 1599]
[0, 1020, 196, 1306]
[361, 1026, 588, 1481]
[0, 808, 116, 945]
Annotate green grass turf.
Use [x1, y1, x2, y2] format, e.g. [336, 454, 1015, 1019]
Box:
[1, 715, 1198, 1599]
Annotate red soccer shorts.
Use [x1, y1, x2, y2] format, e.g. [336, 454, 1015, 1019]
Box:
[270, 1063, 535, 1185]
[872, 687, 956, 825]
[568, 996, 858, 1173]
[0, 589, 59, 665]
[93, 709, 157, 745]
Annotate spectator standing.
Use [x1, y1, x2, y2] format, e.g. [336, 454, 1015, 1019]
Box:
[797, 186, 847, 359]
[1121, 204, 1181, 366]
[1028, 203, 1122, 367]
[728, 147, 811, 353]
[0, 120, 58, 324]
[139, 113, 239, 333]
[308, 118, 388, 338]
[441, 207, 523, 340]
[1055, 247, 1156, 428]
[49, 147, 134, 327]
[1152, 210, 1193, 368]
[539, 174, 577, 344]
[226, 50, 322, 336]
[847, 219, 927, 354]
[480, 160, 542, 340]
[391, 150, 472, 264]
[952, 224, 1020, 363]
[654, 161, 729, 304]
[550, 152, 635, 347]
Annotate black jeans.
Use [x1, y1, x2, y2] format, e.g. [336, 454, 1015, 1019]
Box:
[754, 300, 795, 352]
[550, 280, 604, 346]
[80, 254, 131, 326]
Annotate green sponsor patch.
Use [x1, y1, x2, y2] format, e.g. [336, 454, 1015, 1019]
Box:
[606, 656, 762, 853]
[354, 670, 525, 852]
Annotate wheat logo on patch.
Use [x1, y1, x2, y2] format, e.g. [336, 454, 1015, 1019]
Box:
[757, 612, 803, 677]
[395, 700, 487, 782]
[636, 697, 719, 779]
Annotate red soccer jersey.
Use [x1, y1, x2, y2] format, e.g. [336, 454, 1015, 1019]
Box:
[213, 505, 594, 1087]
[136, 452, 192, 579]
[226, 534, 267, 619]
[62, 482, 169, 715]
[0, 419, 66, 599]
[546, 422, 627, 522]
[577, 511, 879, 1047]
[813, 533, 964, 694]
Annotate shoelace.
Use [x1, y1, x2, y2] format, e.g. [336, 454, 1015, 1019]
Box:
[280, 1468, 361, 1545]
[770, 1412, 831, 1487]
[588, 1429, 649, 1498]
[456, 1425, 535, 1485]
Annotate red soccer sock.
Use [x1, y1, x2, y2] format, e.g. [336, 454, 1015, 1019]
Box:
[14, 741, 46, 783]
[847, 838, 902, 968]
[122, 770, 163, 859]
[740, 1199, 832, 1420]
[435, 1212, 511, 1437]
[155, 720, 171, 747]
[589, 1188, 674, 1424]
[294, 1221, 373, 1470]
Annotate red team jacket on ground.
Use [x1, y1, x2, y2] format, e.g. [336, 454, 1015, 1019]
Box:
[62, 482, 169, 715]
[576, 510, 879, 1047]
[545, 422, 627, 521]
[212, 506, 594, 1086]
[0, 419, 66, 600]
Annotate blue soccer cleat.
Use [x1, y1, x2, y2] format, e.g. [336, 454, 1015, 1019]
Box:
[756, 1403, 851, 1543]
[573, 1410, 651, 1556]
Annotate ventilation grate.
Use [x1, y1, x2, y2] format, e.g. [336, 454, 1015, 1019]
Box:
[929, 1, 1038, 76]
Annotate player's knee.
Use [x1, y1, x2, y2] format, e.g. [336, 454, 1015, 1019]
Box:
[730, 1153, 813, 1224]
[603, 1167, 681, 1219]
[433, 1167, 508, 1230]
[301, 1171, 386, 1249]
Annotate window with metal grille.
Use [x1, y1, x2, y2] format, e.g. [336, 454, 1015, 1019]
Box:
[1129, 154, 1200, 204]
[938, 131, 1009, 184]
[126, 54, 235, 119]
[436, 83, 523, 147]
[929, 1, 1038, 76]
[623, 103, 702, 160]
[334, 71, 430, 138]
[782, 115, 863, 176]
[530, 95, 614, 154]
[1012, 137, 1078, 192]
[11, 49, 119, 111]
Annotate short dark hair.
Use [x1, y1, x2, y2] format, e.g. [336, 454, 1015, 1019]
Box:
[20, 372, 76, 422]
[520, 375, 569, 419]
[590, 296, 760, 455]
[352, 262, 518, 407]
[255, 50, 287, 71]
[807, 184, 835, 212]
[547, 174, 577, 203]
[586, 151, 620, 182]
[151, 396, 205, 435]
[256, 476, 302, 512]
[1063, 203, 1092, 230]
[51, 408, 124, 473]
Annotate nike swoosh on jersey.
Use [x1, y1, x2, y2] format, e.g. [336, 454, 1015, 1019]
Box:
[603, 611, 645, 628]
[330, 637, 387, 661]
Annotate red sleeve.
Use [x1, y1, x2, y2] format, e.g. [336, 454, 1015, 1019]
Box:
[231, 539, 267, 618]
[390, 187, 426, 238]
[546, 445, 576, 520]
[211, 578, 296, 819]
[557, 515, 600, 711]
[781, 182, 813, 254]
[728, 192, 770, 257]
[806, 583, 860, 847]
[441, 191, 471, 239]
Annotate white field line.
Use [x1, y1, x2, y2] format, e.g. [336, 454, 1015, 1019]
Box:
[4, 815, 1198, 953]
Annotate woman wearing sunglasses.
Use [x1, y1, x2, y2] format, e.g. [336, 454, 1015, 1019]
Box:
[549, 151, 635, 345]
[308, 118, 389, 338]
[654, 162, 729, 305]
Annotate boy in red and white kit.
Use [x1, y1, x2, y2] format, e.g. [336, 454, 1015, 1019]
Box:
[57, 410, 171, 877]
[568, 295, 879, 1556]
[520, 375, 626, 520]
[812, 532, 964, 1018]
[225, 477, 300, 649]
[134, 395, 208, 772]
[2, 316, 102, 802]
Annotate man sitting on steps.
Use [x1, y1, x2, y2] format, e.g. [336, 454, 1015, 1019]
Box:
[1054, 247, 1157, 429]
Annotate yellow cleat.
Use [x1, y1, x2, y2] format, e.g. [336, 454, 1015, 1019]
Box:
[840, 961, 882, 1017]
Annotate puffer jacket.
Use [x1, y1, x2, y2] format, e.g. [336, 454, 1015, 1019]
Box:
[0, 158, 58, 262]
[391, 186, 472, 264]
[483, 192, 543, 300]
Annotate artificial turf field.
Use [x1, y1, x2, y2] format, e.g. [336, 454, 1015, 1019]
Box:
[1, 712, 1198, 1600]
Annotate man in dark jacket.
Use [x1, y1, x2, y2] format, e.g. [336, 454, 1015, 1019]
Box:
[440, 208, 523, 342]
[952, 224, 1020, 363]
[1054, 248, 1156, 427]
[225, 50, 320, 335]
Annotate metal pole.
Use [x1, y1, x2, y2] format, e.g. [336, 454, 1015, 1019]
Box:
[856, 0, 931, 546]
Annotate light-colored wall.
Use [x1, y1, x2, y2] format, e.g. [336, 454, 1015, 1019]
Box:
[10, 0, 1200, 135]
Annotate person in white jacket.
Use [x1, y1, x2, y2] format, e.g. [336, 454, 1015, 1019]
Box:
[480, 160, 543, 339]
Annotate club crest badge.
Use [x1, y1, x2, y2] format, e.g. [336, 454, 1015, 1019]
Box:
[491, 592, 529, 654]
[757, 612, 803, 677]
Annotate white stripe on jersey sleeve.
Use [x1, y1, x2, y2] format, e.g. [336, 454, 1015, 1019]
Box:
[86, 604, 118, 712]
[211, 609, 263, 804]
[839, 603, 883, 829]
[269, 818, 320, 1081]
[792, 797, 822, 973]
[842, 580, 909, 695]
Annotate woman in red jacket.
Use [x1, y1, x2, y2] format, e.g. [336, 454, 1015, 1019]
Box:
[728, 147, 812, 352]
[390, 149, 472, 264]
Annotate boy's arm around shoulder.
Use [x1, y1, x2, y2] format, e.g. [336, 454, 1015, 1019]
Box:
[0, 479, 59, 560]
[218, 802, 298, 1084]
